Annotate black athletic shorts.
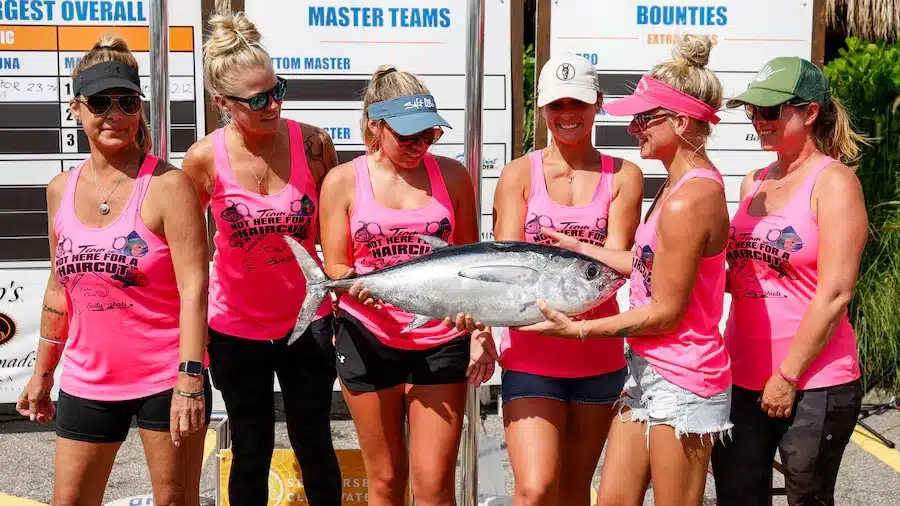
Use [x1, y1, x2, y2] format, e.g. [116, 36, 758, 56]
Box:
[55, 371, 213, 444]
[334, 309, 470, 392]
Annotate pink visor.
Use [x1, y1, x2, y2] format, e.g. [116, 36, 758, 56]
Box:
[603, 75, 721, 124]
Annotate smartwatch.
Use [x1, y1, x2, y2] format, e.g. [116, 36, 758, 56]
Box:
[178, 360, 205, 377]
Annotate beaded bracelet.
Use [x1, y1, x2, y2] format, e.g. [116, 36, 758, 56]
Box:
[173, 388, 205, 399]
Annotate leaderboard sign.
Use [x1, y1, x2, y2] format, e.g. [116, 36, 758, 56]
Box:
[550, 0, 814, 217]
[0, 0, 205, 403]
[244, 0, 514, 240]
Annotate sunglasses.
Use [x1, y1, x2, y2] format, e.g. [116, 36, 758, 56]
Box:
[385, 123, 444, 147]
[79, 94, 142, 116]
[225, 77, 288, 112]
[632, 111, 673, 131]
[745, 101, 810, 121]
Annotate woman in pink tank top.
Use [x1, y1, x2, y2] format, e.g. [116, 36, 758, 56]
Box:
[492, 53, 643, 506]
[318, 66, 491, 506]
[15, 39, 211, 505]
[180, 11, 341, 506]
[711, 57, 868, 506]
[517, 36, 732, 506]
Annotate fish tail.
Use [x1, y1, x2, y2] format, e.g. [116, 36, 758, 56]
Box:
[283, 236, 330, 345]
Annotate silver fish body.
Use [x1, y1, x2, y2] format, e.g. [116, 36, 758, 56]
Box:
[284, 235, 625, 344]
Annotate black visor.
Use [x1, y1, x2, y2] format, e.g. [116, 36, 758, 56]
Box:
[73, 61, 144, 97]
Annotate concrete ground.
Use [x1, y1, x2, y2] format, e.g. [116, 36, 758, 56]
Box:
[0, 392, 898, 505]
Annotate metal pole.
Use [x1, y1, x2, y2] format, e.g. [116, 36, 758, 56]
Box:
[461, 1, 485, 505]
[149, 0, 169, 160]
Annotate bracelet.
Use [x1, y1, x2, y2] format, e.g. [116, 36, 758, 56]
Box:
[779, 367, 800, 385]
[578, 320, 587, 341]
[38, 336, 64, 345]
[173, 388, 205, 399]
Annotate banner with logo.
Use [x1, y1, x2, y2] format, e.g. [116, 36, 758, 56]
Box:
[0, 269, 55, 403]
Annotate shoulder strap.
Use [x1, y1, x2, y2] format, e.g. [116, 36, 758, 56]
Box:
[55, 161, 85, 229]
[800, 155, 835, 203]
[286, 119, 308, 188]
[353, 154, 374, 209]
[527, 150, 546, 201]
[744, 164, 773, 201]
[131, 154, 159, 222]
[423, 153, 453, 210]
[212, 127, 236, 183]
[594, 153, 614, 201]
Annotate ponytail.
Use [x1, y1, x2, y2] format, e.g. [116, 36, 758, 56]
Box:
[814, 95, 871, 166]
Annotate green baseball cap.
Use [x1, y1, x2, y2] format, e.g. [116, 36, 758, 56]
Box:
[726, 57, 829, 108]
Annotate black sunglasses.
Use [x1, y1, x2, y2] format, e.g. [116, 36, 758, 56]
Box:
[225, 77, 288, 112]
[745, 101, 810, 121]
[383, 123, 444, 147]
[79, 94, 142, 116]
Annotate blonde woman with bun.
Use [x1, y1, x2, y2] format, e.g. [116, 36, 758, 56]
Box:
[517, 35, 732, 506]
[318, 65, 492, 506]
[16, 36, 211, 506]
[181, 9, 341, 506]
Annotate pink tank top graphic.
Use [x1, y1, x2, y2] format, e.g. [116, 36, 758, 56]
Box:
[725, 156, 860, 390]
[628, 169, 731, 398]
[208, 120, 331, 341]
[54, 155, 187, 401]
[500, 150, 625, 378]
[339, 154, 465, 350]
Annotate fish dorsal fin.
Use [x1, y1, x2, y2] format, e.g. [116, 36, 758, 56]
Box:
[417, 234, 450, 249]
[401, 313, 433, 333]
[458, 265, 541, 285]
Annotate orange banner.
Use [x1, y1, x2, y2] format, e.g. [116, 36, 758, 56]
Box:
[57, 26, 193, 52]
[0, 26, 58, 51]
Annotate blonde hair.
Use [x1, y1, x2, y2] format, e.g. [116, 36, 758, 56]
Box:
[648, 34, 722, 141]
[360, 65, 430, 152]
[814, 95, 871, 165]
[72, 36, 152, 153]
[203, 3, 272, 122]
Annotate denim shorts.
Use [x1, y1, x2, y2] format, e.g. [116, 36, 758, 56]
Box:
[617, 345, 733, 445]
[501, 367, 627, 405]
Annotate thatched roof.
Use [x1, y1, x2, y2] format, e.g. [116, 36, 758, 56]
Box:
[827, 0, 900, 42]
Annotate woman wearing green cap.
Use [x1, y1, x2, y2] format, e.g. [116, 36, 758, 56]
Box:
[711, 56, 869, 505]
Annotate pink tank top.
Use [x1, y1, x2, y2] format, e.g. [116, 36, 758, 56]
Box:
[54, 155, 185, 401]
[208, 120, 330, 341]
[499, 150, 625, 378]
[628, 168, 731, 397]
[339, 154, 465, 350]
[725, 156, 860, 390]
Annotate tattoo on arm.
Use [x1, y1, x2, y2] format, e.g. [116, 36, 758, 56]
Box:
[42, 305, 66, 316]
[600, 316, 650, 337]
[304, 129, 338, 190]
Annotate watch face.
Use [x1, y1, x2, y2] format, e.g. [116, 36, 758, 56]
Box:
[181, 361, 203, 375]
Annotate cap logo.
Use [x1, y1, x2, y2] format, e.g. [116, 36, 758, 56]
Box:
[556, 63, 575, 81]
[403, 96, 434, 110]
[754, 65, 785, 83]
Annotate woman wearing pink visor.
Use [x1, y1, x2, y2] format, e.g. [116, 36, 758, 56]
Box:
[517, 35, 732, 506]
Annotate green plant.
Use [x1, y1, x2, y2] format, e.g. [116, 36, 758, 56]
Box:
[523, 43, 536, 153]
[824, 37, 900, 391]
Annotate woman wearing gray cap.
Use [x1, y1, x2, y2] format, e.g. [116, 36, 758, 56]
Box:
[711, 56, 869, 506]
[16, 36, 210, 506]
[492, 53, 643, 506]
[317, 65, 494, 506]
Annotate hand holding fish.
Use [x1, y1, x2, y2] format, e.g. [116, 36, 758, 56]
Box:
[343, 268, 384, 309]
[466, 329, 498, 386]
[443, 312, 487, 332]
[514, 300, 580, 338]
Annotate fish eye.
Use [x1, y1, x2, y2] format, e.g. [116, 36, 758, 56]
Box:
[585, 264, 600, 279]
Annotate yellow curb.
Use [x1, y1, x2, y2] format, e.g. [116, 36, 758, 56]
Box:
[0, 494, 48, 506]
[852, 424, 900, 473]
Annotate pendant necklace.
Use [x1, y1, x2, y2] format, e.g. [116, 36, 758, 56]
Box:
[250, 129, 279, 195]
[89, 157, 132, 216]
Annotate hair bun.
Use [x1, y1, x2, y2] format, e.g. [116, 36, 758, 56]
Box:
[672, 34, 713, 69]
[205, 11, 262, 59]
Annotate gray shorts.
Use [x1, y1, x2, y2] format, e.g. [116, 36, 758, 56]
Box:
[617, 345, 733, 446]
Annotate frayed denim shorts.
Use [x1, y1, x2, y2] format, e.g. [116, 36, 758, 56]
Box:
[617, 345, 733, 446]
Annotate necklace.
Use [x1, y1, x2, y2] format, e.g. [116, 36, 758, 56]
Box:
[249, 129, 279, 195]
[567, 175, 574, 184]
[772, 154, 817, 190]
[89, 157, 133, 215]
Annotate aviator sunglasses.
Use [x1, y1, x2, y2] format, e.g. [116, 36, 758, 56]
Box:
[225, 77, 288, 112]
[745, 100, 810, 121]
[78, 94, 143, 116]
[632, 111, 674, 130]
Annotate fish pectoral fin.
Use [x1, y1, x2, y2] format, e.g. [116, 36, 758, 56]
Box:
[417, 234, 450, 249]
[401, 314, 433, 333]
[458, 265, 541, 286]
